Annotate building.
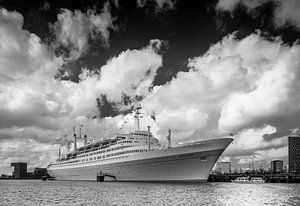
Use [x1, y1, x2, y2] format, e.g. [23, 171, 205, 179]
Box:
[289, 135, 300, 174]
[34, 167, 47, 179]
[213, 162, 231, 174]
[11, 162, 27, 179]
[10, 162, 48, 179]
[271, 160, 283, 173]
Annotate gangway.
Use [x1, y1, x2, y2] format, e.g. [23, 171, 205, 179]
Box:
[96, 171, 116, 182]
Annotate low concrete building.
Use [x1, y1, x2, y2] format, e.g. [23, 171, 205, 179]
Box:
[11, 162, 27, 179]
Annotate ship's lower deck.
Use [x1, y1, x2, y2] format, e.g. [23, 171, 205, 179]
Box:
[48, 149, 224, 182]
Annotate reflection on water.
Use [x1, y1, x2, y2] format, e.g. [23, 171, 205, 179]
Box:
[0, 180, 300, 206]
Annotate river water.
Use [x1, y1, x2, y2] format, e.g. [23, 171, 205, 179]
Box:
[0, 180, 300, 205]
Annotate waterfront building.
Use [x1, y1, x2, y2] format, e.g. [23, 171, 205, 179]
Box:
[10, 163, 48, 179]
[271, 160, 283, 173]
[288, 135, 300, 174]
[11, 162, 27, 179]
[34, 167, 47, 178]
[213, 162, 231, 174]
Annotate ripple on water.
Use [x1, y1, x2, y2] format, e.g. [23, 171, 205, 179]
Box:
[0, 180, 300, 206]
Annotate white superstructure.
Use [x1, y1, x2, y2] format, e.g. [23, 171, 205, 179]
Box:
[47, 106, 233, 182]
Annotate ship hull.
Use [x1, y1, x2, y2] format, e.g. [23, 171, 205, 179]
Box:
[48, 138, 232, 182]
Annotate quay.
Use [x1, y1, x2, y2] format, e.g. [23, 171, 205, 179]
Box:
[208, 173, 300, 183]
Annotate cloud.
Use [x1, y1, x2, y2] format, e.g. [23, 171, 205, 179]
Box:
[0, 8, 60, 82]
[52, 2, 115, 60]
[216, 34, 299, 132]
[216, 0, 300, 29]
[61, 39, 163, 119]
[222, 125, 288, 169]
[97, 39, 163, 101]
[0, 8, 65, 131]
[0, 7, 164, 172]
[274, 0, 300, 28]
[137, 0, 176, 12]
[235, 125, 281, 150]
[0, 36, 163, 133]
[216, 0, 240, 12]
[256, 146, 288, 160]
[1, 4, 299, 174]
[142, 31, 300, 159]
[0, 138, 60, 174]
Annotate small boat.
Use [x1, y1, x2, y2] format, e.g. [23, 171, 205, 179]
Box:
[231, 176, 265, 184]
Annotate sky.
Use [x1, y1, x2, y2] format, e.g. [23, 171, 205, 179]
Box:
[0, 0, 300, 174]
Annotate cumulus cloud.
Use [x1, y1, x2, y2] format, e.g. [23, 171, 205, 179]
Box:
[0, 7, 164, 173]
[216, 0, 300, 29]
[52, 2, 115, 60]
[142, 31, 300, 163]
[235, 125, 281, 150]
[62, 39, 163, 119]
[0, 8, 60, 82]
[0, 36, 163, 135]
[0, 8, 65, 132]
[98, 39, 163, 101]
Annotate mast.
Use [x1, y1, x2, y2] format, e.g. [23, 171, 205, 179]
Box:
[79, 124, 83, 139]
[166, 129, 171, 148]
[72, 126, 77, 151]
[134, 104, 142, 131]
[58, 148, 61, 161]
[147, 126, 151, 152]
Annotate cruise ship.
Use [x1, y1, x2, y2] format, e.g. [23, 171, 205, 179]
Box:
[47, 106, 233, 182]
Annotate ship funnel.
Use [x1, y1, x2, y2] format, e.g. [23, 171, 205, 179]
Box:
[134, 104, 142, 131]
[74, 133, 77, 151]
[84, 135, 87, 145]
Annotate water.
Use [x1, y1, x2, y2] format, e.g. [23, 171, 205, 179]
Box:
[1, 180, 300, 206]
